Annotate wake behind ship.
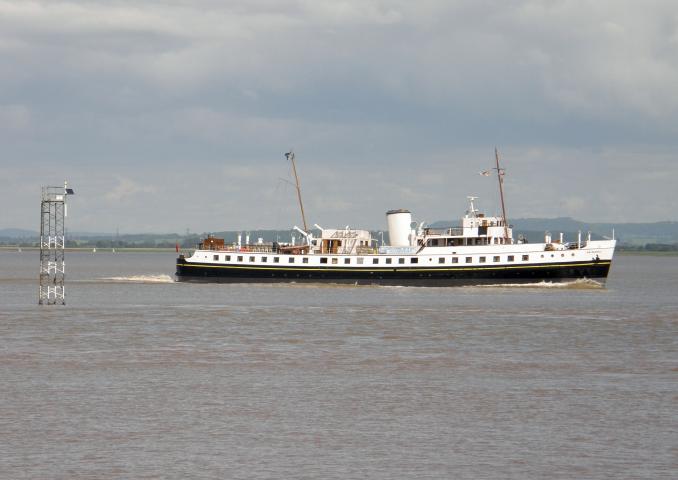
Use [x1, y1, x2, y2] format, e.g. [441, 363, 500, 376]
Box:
[176, 151, 615, 286]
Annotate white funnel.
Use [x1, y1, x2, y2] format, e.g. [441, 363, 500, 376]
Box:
[386, 209, 412, 247]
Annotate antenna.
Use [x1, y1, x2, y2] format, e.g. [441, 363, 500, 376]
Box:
[466, 196, 479, 217]
[285, 150, 308, 233]
[495, 148, 509, 240]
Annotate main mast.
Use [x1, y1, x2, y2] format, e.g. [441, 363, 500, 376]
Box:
[495, 147, 509, 240]
[285, 150, 308, 233]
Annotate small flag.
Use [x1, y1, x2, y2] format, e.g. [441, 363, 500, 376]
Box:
[479, 170, 491, 176]
[175, 243, 179, 253]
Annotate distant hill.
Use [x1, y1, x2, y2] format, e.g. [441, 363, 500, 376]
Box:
[0, 228, 38, 238]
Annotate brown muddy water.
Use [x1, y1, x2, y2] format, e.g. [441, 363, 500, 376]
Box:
[1, 252, 676, 479]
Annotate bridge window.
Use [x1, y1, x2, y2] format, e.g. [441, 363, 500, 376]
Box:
[438, 257, 445, 264]
[289, 257, 294, 263]
[386, 258, 392, 264]
[466, 257, 472, 263]
[452, 257, 458, 263]
[303, 257, 309, 264]
[493, 256, 500, 262]
[344, 258, 350, 264]
[507, 255, 514, 262]
[320, 257, 328, 264]
[273, 257, 280, 263]
[373, 258, 379, 264]
[250, 256, 255, 262]
[261, 256, 267, 263]
[398, 258, 405, 264]
[522, 255, 529, 261]
[410, 258, 418, 264]
[237, 256, 243, 262]
[479, 256, 486, 263]
[225, 255, 231, 261]
[213, 254, 219, 261]
[331, 258, 338, 264]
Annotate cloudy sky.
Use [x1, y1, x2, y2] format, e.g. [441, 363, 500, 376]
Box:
[1, 0, 677, 233]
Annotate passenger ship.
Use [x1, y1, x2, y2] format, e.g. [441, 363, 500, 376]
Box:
[176, 151, 615, 286]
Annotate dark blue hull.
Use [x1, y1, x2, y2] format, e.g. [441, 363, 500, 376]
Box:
[176, 258, 611, 286]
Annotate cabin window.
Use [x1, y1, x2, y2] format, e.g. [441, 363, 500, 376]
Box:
[479, 256, 486, 263]
[261, 256, 267, 263]
[289, 257, 295, 263]
[249, 256, 255, 262]
[331, 258, 338, 264]
[452, 257, 459, 264]
[273, 257, 280, 263]
[493, 256, 500, 262]
[398, 258, 405, 264]
[357, 258, 364, 264]
[410, 258, 418, 264]
[344, 258, 350, 264]
[213, 255, 219, 261]
[386, 258, 392, 264]
[466, 257, 472, 263]
[225, 255, 231, 261]
[320, 257, 328, 264]
[507, 255, 514, 262]
[372, 258, 379, 264]
[522, 255, 529, 261]
[237, 256, 243, 262]
[438, 257, 445, 264]
[303, 257, 309, 263]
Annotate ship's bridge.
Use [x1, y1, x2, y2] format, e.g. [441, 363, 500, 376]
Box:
[420, 196, 514, 247]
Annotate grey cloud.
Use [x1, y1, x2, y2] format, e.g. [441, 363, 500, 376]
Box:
[1, 1, 677, 232]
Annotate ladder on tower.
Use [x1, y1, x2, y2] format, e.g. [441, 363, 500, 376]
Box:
[39, 182, 74, 305]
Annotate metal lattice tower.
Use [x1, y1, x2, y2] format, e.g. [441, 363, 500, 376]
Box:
[39, 182, 74, 305]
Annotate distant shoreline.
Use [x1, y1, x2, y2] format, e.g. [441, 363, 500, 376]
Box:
[0, 246, 179, 253]
[617, 250, 678, 256]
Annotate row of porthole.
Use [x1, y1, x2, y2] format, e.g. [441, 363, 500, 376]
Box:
[203, 254, 548, 265]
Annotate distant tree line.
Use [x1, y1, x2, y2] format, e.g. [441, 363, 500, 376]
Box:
[618, 243, 678, 252]
[2, 231, 678, 252]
